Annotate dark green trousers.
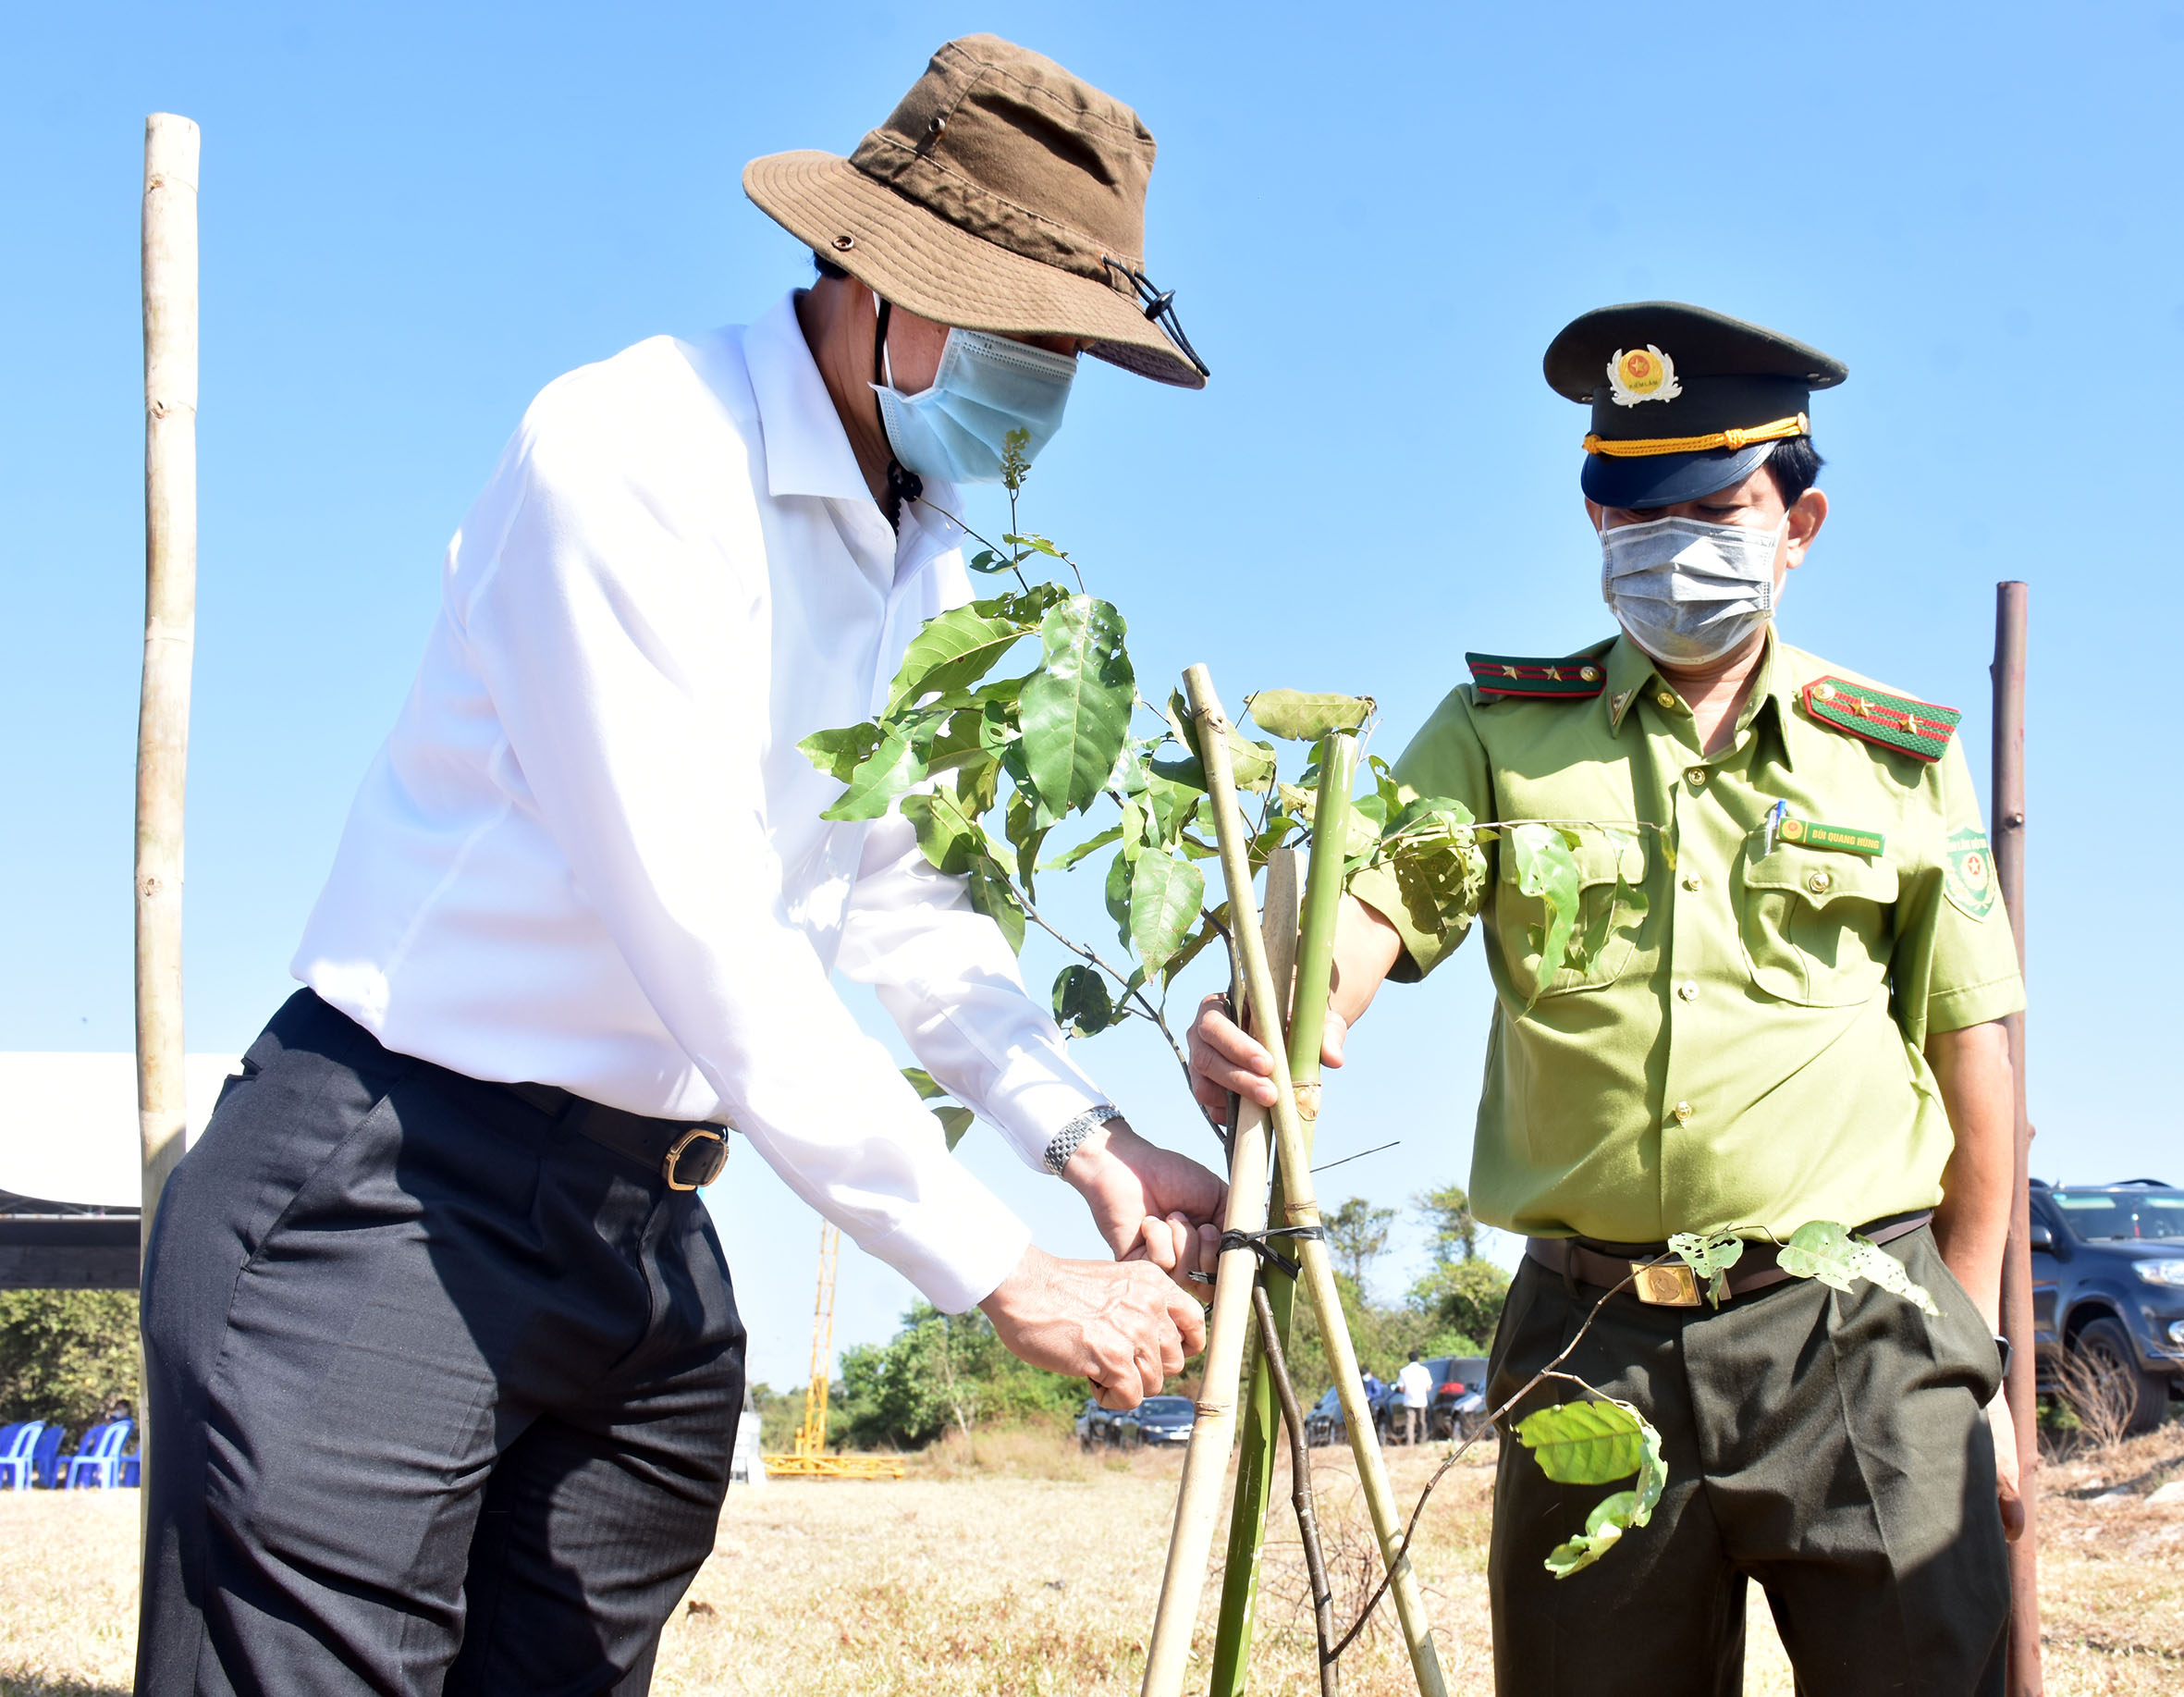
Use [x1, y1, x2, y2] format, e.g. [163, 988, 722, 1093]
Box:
[1486, 1225, 2008, 1696]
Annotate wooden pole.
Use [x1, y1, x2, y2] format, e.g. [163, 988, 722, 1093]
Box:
[1991, 582, 2042, 1696]
[1141, 850, 1299, 1697]
[138, 112, 200, 1256]
[1181, 668, 1446, 1697]
[1210, 732, 1357, 1691]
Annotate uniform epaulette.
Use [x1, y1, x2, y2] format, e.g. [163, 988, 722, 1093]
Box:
[1466, 652, 1609, 700]
[1801, 676, 1960, 763]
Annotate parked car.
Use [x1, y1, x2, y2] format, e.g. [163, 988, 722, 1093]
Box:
[1075, 1397, 1123, 1450]
[1303, 1380, 1397, 1447]
[2028, 1177, 2184, 1435]
[1428, 1357, 1491, 1441]
[1113, 1394, 1196, 1448]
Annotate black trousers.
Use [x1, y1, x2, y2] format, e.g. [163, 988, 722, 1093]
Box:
[139, 990, 745, 1696]
[1486, 1226, 2010, 1696]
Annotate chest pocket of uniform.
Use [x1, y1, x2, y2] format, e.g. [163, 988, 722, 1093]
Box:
[1739, 849, 1898, 1007]
[1495, 838, 1648, 1001]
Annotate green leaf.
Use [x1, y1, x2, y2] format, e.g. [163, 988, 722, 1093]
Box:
[1127, 850, 1205, 979]
[1668, 1232, 1745, 1309]
[900, 791, 979, 877]
[1159, 904, 1229, 987]
[1018, 596, 1135, 818]
[1041, 825, 1123, 872]
[1515, 1397, 1647, 1485]
[1051, 965, 1116, 1038]
[1512, 822, 1584, 994]
[901, 1066, 946, 1101]
[821, 724, 927, 820]
[1776, 1222, 1943, 1316]
[1160, 688, 1274, 793]
[966, 857, 1025, 953]
[936, 1104, 975, 1150]
[1544, 1491, 1639, 1579]
[885, 605, 1031, 712]
[1523, 1397, 1668, 1580]
[1004, 789, 1047, 896]
[1242, 690, 1376, 742]
[799, 721, 882, 781]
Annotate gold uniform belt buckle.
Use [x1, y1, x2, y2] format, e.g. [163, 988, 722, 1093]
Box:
[1630, 1260, 1702, 1307]
[662, 1127, 729, 1191]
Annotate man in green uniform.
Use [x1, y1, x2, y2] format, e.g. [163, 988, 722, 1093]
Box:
[1191, 302, 2024, 1693]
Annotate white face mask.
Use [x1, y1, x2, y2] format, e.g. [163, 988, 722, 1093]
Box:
[1599, 510, 1787, 666]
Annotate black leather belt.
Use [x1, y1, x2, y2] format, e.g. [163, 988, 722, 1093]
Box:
[1526, 1211, 1932, 1306]
[506, 1082, 730, 1192]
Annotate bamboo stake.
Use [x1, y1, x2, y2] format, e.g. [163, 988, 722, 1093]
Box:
[136, 108, 199, 1544]
[138, 113, 199, 1260]
[1139, 850, 1301, 1697]
[1253, 1281, 1338, 1697]
[1182, 668, 1447, 1697]
[1210, 732, 1357, 1691]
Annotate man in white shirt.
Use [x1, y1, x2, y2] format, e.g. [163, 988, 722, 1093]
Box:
[1397, 1349, 1436, 1446]
[139, 37, 1221, 1696]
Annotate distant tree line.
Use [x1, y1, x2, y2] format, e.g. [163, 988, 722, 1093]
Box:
[0, 1291, 140, 1432]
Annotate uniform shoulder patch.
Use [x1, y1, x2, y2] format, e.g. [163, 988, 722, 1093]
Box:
[1801, 676, 1960, 762]
[1466, 652, 1609, 701]
[1944, 826, 1999, 920]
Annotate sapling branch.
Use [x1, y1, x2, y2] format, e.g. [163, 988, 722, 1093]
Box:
[1252, 1280, 1339, 1697]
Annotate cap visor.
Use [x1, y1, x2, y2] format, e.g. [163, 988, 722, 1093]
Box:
[1581, 442, 1776, 510]
[744, 151, 1205, 389]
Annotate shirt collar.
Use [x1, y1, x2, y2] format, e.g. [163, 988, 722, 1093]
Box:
[1601, 627, 1799, 771]
[744, 290, 879, 505]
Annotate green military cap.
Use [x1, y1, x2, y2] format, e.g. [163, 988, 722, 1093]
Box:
[1543, 301, 1847, 509]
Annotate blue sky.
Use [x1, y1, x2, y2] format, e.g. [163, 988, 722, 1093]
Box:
[5, 4, 2180, 1389]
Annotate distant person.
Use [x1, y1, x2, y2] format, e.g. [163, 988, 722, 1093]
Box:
[1192, 303, 2021, 1691]
[1396, 1348, 1433, 1445]
[138, 36, 1221, 1697]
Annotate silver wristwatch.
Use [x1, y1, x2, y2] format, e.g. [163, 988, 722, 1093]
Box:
[1043, 1104, 1122, 1175]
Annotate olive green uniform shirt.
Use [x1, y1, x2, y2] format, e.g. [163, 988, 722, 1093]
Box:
[1348, 631, 2024, 1245]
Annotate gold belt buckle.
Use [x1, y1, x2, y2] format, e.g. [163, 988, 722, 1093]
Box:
[1630, 1260, 1701, 1307]
[662, 1127, 728, 1191]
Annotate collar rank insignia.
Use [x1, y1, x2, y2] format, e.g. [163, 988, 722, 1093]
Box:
[1801, 676, 1960, 763]
[1466, 653, 1610, 701]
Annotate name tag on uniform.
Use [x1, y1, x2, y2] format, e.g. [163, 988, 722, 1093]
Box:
[1776, 817, 1885, 857]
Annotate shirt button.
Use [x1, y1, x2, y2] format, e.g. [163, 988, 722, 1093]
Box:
[1673, 1101, 1695, 1124]
[1682, 875, 1702, 892]
[1686, 768, 1708, 787]
[1807, 870, 1832, 894]
[1655, 690, 1677, 709]
[1677, 979, 1699, 1002]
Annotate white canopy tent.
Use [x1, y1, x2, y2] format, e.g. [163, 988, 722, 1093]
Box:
[0, 1053, 238, 1210]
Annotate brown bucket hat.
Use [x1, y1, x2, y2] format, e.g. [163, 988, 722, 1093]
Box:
[744, 34, 1207, 388]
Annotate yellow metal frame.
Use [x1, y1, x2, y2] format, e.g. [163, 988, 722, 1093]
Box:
[760, 1221, 906, 1482]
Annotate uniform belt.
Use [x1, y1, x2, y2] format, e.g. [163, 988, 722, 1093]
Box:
[1525, 1211, 1932, 1307]
[505, 1082, 730, 1192]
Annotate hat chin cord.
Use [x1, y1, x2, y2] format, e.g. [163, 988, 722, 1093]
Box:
[870, 292, 925, 522]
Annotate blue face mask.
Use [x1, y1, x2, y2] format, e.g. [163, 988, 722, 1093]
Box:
[874, 326, 1077, 486]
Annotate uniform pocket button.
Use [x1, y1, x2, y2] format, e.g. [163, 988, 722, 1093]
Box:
[1677, 979, 1699, 1001]
[1681, 875, 1701, 892]
[1807, 870, 1832, 894]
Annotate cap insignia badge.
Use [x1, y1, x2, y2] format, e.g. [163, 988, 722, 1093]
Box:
[1607, 345, 1682, 408]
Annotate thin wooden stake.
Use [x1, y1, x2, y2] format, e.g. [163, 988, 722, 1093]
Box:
[1139, 851, 1300, 1697]
[137, 112, 200, 1253]
[1992, 582, 2043, 1696]
[1180, 668, 1446, 1697]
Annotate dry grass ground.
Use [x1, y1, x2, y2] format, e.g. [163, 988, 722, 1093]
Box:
[2, 1426, 2177, 1695]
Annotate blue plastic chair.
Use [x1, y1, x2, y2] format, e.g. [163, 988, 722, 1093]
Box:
[0, 1421, 43, 1490]
[28, 1423, 67, 1488]
[64, 1420, 133, 1490]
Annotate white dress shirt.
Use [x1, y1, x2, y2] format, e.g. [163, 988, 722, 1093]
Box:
[295, 290, 1110, 1312]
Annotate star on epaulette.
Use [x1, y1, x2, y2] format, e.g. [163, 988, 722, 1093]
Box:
[1801, 676, 1961, 762]
[1465, 652, 1609, 700]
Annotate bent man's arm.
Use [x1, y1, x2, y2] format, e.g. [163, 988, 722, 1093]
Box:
[1926, 1017, 2023, 1539]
